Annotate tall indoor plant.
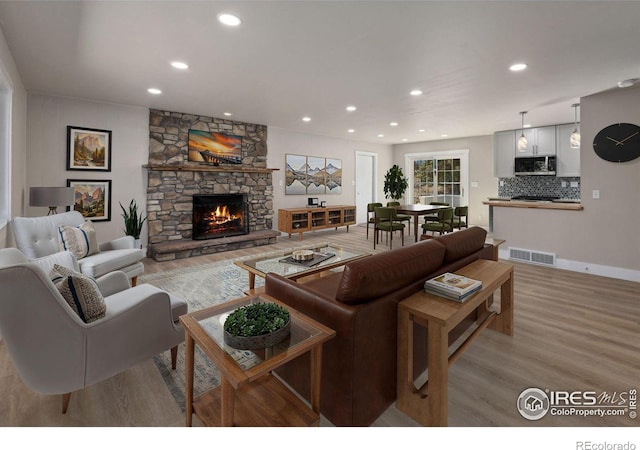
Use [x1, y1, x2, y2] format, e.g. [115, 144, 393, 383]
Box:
[383, 164, 409, 201]
[120, 199, 147, 248]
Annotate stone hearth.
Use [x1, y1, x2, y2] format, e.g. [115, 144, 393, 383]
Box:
[145, 109, 278, 261]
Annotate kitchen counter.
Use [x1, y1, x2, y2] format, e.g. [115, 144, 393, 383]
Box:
[483, 199, 583, 211]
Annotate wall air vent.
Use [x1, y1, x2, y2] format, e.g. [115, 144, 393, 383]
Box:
[509, 247, 556, 267]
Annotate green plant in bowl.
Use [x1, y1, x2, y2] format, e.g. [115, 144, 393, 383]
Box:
[223, 302, 291, 350]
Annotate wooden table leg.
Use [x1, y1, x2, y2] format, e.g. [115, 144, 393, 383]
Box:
[413, 214, 419, 242]
[426, 320, 448, 426]
[310, 346, 322, 416]
[396, 308, 414, 414]
[248, 272, 256, 290]
[185, 333, 194, 427]
[220, 376, 235, 427]
[488, 269, 514, 336]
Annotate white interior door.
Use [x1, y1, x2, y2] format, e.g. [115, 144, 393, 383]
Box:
[355, 151, 377, 224]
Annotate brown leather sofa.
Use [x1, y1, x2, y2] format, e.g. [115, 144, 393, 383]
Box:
[265, 226, 494, 426]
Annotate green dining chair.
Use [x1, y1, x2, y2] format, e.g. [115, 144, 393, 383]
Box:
[386, 201, 411, 235]
[374, 206, 405, 250]
[452, 206, 468, 230]
[424, 201, 450, 223]
[366, 202, 383, 239]
[421, 207, 454, 236]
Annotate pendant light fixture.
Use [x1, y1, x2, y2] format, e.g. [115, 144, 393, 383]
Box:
[517, 111, 528, 152]
[570, 103, 580, 149]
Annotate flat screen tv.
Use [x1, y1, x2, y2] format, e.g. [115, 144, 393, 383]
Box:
[188, 130, 242, 165]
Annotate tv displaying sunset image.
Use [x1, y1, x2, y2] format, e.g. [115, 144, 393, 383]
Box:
[188, 130, 242, 164]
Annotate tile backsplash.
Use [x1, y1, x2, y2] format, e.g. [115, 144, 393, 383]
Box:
[498, 176, 580, 199]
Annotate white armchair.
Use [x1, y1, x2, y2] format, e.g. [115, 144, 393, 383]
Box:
[0, 247, 187, 413]
[11, 211, 144, 285]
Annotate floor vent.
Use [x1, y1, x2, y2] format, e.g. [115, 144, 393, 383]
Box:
[509, 247, 556, 267]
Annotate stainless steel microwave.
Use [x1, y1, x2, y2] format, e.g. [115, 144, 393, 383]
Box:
[514, 156, 556, 176]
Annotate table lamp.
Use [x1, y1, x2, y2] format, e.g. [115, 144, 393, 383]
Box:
[29, 187, 75, 215]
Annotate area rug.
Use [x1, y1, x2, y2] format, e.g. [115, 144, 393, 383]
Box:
[139, 244, 328, 411]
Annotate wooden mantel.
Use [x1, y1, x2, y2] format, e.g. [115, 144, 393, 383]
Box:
[143, 164, 279, 174]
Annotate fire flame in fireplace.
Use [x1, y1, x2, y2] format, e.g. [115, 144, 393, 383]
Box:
[206, 205, 240, 225]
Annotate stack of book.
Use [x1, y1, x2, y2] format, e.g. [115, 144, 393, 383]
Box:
[424, 272, 482, 303]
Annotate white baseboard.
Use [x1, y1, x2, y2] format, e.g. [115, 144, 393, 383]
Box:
[498, 248, 640, 283]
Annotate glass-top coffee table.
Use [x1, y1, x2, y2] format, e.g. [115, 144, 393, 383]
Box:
[234, 244, 369, 290]
[179, 293, 335, 426]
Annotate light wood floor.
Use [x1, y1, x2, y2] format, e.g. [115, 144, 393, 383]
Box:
[1, 225, 639, 427]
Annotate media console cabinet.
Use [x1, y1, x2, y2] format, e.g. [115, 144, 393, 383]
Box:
[278, 206, 356, 240]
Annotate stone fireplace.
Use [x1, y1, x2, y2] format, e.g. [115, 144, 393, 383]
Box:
[192, 194, 249, 240]
[145, 109, 279, 261]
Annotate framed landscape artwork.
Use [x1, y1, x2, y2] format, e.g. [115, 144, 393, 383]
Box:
[285, 154, 342, 195]
[66, 179, 112, 222]
[66, 126, 112, 171]
[188, 130, 243, 165]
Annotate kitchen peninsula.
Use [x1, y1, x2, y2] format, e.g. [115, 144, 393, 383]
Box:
[483, 198, 583, 235]
[483, 198, 583, 211]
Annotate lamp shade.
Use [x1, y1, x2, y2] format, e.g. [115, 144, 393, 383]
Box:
[29, 187, 75, 207]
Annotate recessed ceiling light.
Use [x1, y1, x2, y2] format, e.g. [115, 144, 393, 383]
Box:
[377, 134, 384, 138]
[347, 129, 355, 133]
[147, 88, 162, 95]
[418, 129, 425, 133]
[218, 13, 242, 26]
[510, 63, 528, 72]
[441, 134, 448, 138]
[302, 116, 311, 122]
[617, 78, 638, 88]
[170, 61, 189, 70]
[346, 105, 357, 112]
[390, 122, 398, 127]
[223, 112, 232, 116]
[410, 89, 423, 96]
[401, 138, 408, 142]
[524, 124, 532, 128]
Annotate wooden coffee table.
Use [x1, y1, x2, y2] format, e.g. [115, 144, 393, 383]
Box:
[396, 259, 514, 426]
[234, 244, 369, 290]
[179, 294, 335, 427]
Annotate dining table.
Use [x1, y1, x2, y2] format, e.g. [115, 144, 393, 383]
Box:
[393, 204, 450, 242]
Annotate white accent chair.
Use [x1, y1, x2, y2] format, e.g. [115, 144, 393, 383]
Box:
[12, 211, 144, 285]
[0, 247, 187, 413]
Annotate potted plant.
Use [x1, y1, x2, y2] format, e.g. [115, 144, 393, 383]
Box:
[224, 302, 291, 350]
[383, 164, 409, 201]
[120, 199, 147, 248]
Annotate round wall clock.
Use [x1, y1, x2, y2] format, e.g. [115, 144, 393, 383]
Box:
[592, 123, 640, 162]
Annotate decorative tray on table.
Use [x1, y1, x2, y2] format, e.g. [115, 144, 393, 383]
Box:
[279, 249, 336, 267]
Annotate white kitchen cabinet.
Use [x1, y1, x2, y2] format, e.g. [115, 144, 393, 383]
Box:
[555, 123, 580, 177]
[494, 130, 516, 177]
[516, 125, 556, 156]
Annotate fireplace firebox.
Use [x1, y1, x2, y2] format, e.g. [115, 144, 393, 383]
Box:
[192, 194, 249, 240]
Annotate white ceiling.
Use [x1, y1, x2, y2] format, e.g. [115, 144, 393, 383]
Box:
[1, 1, 640, 144]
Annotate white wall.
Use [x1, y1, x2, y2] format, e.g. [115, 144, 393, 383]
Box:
[267, 127, 392, 227]
[26, 95, 149, 243]
[493, 86, 640, 279]
[0, 25, 27, 248]
[392, 135, 496, 228]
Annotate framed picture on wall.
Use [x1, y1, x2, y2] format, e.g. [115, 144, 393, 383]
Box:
[66, 126, 112, 171]
[66, 179, 112, 222]
[285, 154, 343, 195]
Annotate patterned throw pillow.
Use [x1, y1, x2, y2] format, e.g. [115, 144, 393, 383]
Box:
[58, 221, 99, 259]
[50, 264, 106, 323]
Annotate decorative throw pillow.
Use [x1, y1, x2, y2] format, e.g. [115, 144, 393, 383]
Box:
[50, 264, 106, 323]
[58, 221, 99, 259]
